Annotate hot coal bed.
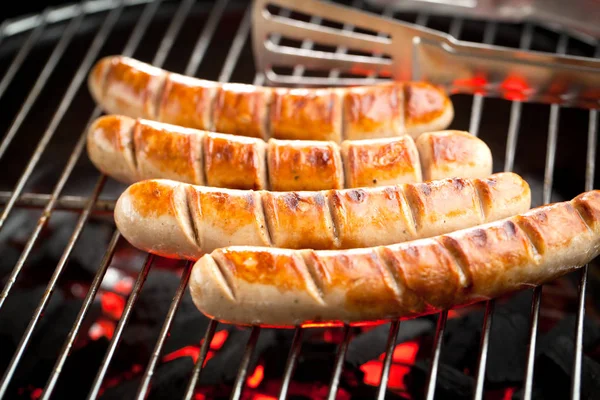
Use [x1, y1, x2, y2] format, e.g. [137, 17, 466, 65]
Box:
[0, 1, 600, 399]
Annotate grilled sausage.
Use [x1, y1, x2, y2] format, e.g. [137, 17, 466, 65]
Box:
[87, 115, 492, 190]
[113, 172, 531, 260]
[188, 190, 600, 327]
[88, 56, 454, 142]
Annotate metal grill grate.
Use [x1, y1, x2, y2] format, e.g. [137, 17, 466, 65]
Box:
[0, 0, 597, 399]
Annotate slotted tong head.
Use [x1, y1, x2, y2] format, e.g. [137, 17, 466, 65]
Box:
[251, 0, 600, 109]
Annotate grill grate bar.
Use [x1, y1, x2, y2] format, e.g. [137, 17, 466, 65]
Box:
[42, 1, 164, 397]
[425, 311, 448, 400]
[0, 106, 101, 311]
[184, 0, 230, 77]
[183, 319, 219, 400]
[473, 300, 496, 399]
[0, 9, 49, 101]
[152, 0, 195, 67]
[327, 324, 352, 400]
[423, 14, 481, 400]
[87, 254, 155, 400]
[470, 22, 534, 399]
[218, 5, 252, 83]
[84, 0, 201, 395]
[0, 5, 84, 161]
[523, 33, 568, 400]
[376, 320, 401, 400]
[277, 327, 304, 400]
[133, 0, 231, 394]
[0, 191, 116, 213]
[466, 20, 498, 400]
[0, 174, 108, 398]
[571, 66, 598, 398]
[504, 23, 534, 172]
[0, 2, 124, 313]
[468, 22, 497, 137]
[231, 326, 262, 400]
[135, 262, 194, 400]
[42, 230, 122, 399]
[0, 3, 124, 232]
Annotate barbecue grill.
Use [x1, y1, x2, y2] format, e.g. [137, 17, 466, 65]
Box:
[0, 0, 598, 399]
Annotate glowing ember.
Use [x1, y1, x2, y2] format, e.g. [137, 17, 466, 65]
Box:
[162, 346, 200, 363]
[101, 292, 126, 319]
[210, 330, 228, 349]
[247, 364, 265, 388]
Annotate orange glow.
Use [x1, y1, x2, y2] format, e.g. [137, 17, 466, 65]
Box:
[210, 330, 228, 350]
[392, 341, 419, 364]
[247, 364, 265, 388]
[251, 395, 276, 400]
[101, 292, 125, 319]
[500, 75, 530, 102]
[501, 76, 529, 92]
[162, 346, 200, 363]
[360, 361, 411, 390]
[30, 388, 42, 400]
[453, 76, 488, 87]
[324, 330, 335, 343]
[89, 320, 115, 340]
[448, 310, 460, 319]
[503, 387, 516, 400]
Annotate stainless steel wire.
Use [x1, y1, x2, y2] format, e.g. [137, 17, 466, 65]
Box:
[0, 1, 124, 311]
[182, 319, 218, 400]
[0, 2, 596, 400]
[277, 327, 304, 400]
[0, 191, 115, 213]
[571, 47, 598, 397]
[0, 3, 123, 232]
[83, 1, 198, 396]
[86, 254, 156, 400]
[133, 1, 231, 396]
[470, 22, 534, 400]
[41, 1, 166, 397]
[327, 324, 352, 400]
[230, 326, 262, 400]
[0, 175, 107, 398]
[523, 32, 569, 400]
[0, 10, 49, 100]
[0, 4, 84, 161]
[376, 320, 401, 400]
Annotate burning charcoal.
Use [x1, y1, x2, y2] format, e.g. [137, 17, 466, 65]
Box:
[119, 270, 217, 357]
[538, 315, 600, 353]
[346, 319, 434, 368]
[33, 338, 110, 400]
[485, 310, 530, 383]
[200, 328, 278, 385]
[44, 218, 114, 275]
[96, 356, 194, 400]
[0, 286, 65, 346]
[405, 359, 474, 400]
[441, 291, 534, 381]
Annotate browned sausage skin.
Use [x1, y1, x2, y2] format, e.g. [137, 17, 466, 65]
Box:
[188, 190, 600, 328]
[87, 115, 492, 190]
[113, 172, 531, 260]
[88, 56, 454, 142]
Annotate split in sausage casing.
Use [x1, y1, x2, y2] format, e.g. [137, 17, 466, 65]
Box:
[87, 115, 493, 190]
[113, 172, 531, 260]
[189, 190, 600, 328]
[88, 56, 454, 143]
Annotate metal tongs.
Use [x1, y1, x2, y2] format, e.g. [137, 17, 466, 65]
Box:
[365, 0, 600, 43]
[251, 0, 600, 109]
